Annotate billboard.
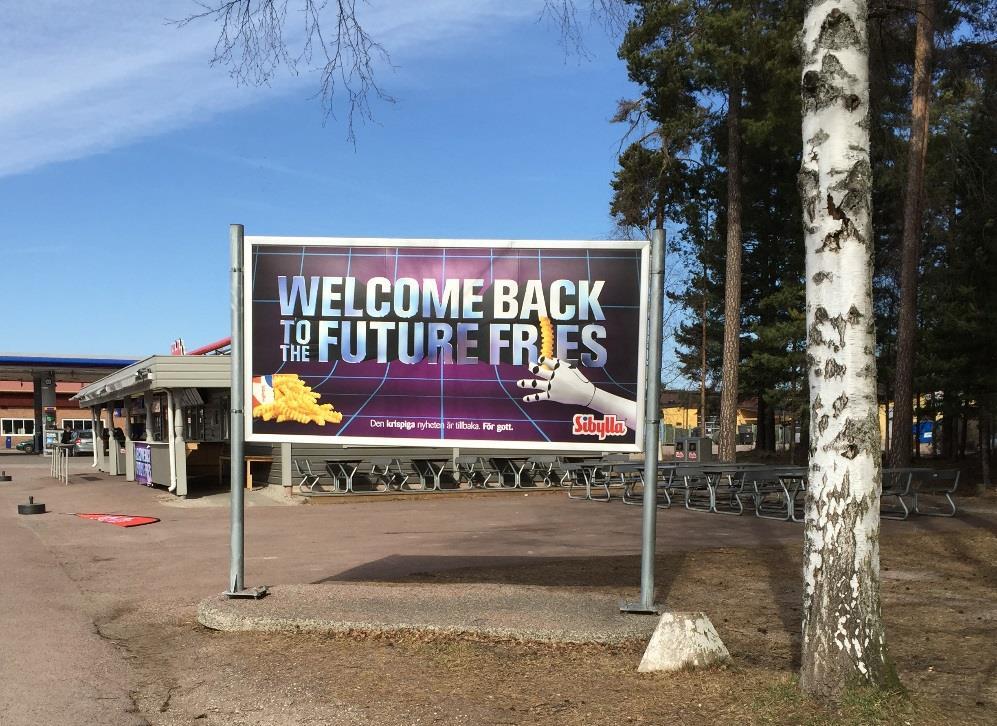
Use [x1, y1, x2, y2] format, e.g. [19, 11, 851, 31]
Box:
[244, 237, 649, 451]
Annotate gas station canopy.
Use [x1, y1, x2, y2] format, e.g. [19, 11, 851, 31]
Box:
[0, 354, 137, 384]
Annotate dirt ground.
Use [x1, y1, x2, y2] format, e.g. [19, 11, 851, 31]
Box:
[96, 503, 996, 725]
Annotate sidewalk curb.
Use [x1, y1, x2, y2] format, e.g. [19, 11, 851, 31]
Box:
[197, 583, 660, 646]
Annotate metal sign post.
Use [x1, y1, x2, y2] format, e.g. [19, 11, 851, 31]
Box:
[621, 228, 664, 615]
[225, 223, 267, 599]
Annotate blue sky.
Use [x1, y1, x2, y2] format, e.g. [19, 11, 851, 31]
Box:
[1, 1, 645, 359]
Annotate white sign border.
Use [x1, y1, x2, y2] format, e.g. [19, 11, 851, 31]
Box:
[243, 236, 650, 453]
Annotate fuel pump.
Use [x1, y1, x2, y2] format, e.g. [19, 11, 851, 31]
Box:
[43, 406, 59, 455]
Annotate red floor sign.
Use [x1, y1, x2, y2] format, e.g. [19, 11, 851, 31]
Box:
[75, 513, 160, 527]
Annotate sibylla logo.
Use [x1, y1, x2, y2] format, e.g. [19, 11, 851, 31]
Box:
[572, 414, 628, 441]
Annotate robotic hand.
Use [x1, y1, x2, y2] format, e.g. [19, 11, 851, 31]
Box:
[515, 356, 638, 430]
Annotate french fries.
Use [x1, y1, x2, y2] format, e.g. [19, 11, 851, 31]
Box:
[253, 374, 343, 425]
[539, 316, 555, 368]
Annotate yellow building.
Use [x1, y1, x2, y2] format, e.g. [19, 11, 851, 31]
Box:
[659, 390, 757, 438]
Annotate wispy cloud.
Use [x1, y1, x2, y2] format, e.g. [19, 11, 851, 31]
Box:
[1, 0, 545, 178]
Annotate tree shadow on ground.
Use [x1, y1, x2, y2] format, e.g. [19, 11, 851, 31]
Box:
[313, 552, 690, 604]
[952, 510, 997, 536]
[895, 511, 997, 582]
[741, 518, 804, 669]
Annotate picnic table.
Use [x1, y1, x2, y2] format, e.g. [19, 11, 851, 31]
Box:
[324, 459, 362, 492]
[910, 469, 961, 517]
[454, 456, 494, 489]
[744, 466, 808, 521]
[526, 456, 562, 488]
[677, 464, 745, 514]
[366, 456, 410, 491]
[489, 457, 534, 489]
[673, 463, 808, 518]
[620, 463, 679, 508]
[411, 458, 453, 490]
[565, 455, 633, 502]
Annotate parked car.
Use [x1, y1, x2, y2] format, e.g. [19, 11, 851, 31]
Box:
[15, 440, 34, 453]
[71, 430, 94, 457]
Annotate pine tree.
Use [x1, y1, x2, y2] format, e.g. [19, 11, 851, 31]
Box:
[917, 29, 997, 471]
[865, 0, 996, 461]
[615, 0, 808, 453]
[890, 0, 936, 466]
[738, 0, 807, 452]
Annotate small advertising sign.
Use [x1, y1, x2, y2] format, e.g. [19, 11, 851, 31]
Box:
[134, 443, 152, 486]
[244, 238, 649, 451]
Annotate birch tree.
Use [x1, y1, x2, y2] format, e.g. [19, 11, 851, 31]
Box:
[798, 0, 897, 697]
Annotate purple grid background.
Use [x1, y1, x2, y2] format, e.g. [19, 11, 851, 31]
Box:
[250, 244, 644, 445]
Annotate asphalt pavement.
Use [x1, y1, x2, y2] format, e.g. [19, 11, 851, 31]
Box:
[0, 454, 985, 725]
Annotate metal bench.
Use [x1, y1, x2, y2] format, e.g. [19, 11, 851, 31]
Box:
[913, 469, 960, 517]
[454, 456, 493, 489]
[881, 468, 917, 520]
[366, 457, 409, 492]
[680, 467, 712, 512]
[294, 459, 320, 493]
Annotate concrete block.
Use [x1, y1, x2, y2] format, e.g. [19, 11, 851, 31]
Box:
[638, 611, 729, 672]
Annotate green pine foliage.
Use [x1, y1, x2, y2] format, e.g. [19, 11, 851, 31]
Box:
[916, 36, 997, 443]
[611, 0, 807, 429]
[609, 0, 995, 459]
[867, 0, 996, 454]
[599, 0, 996, 703]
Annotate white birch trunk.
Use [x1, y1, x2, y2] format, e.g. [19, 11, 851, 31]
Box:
[798, 0, 897, 697]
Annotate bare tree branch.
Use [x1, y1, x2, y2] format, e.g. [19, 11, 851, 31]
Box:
[610, 97, 661, 153]
[173, 0, 393, 143]
[541, 0, 631, 57]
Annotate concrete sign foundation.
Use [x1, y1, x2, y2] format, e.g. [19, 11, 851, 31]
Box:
[638, 611, 730, 672]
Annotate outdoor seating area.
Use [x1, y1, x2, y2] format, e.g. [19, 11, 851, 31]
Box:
[292, 455, 965, 522]
[621, 462, 809, 521]
[295, 454, 607, 495]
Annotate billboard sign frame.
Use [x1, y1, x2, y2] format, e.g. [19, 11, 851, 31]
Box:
[243, 236, 650, 453]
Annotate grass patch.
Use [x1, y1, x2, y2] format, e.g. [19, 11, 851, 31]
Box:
[835, 683, 914, 725]
[750, 677, 810, 723]
[748, 677, 929, 726]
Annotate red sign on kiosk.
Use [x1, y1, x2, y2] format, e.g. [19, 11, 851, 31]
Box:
[675, 437, 712, 462]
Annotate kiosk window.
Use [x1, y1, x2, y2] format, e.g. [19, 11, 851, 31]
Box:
[183, 401, 229, 442]
[62, 418, 93, 431]
[220, 396, 230, 441]
[150, 394, 167, 441]
[184, 406, 206, 441]
[2, 418, 34, 435]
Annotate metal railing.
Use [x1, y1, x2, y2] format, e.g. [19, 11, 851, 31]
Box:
[49, 443, 72, 485]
